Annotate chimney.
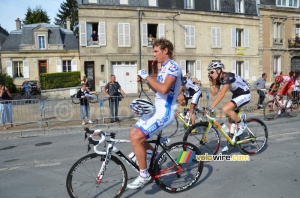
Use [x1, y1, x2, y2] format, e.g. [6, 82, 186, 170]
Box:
[66, 16, 70, 30]
[15, 18, 21, 30]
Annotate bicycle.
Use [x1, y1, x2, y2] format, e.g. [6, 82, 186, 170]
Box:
[71, 91, 98, 104]
[183, 108, 268, 155]
[263, 92, 299, 120]
[66, 128, 203, 197]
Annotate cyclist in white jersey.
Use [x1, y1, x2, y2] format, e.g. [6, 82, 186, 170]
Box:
[128, 38, 182, 189]
[206, 62, 251, 152]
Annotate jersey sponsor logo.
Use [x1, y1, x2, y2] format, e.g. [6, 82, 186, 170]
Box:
[169, 65, 179, 72]
[148, 124, 158, 134]
[157, 75, 163, 82]
[168, 90, 175, 96]
[156, 119, 164, 127]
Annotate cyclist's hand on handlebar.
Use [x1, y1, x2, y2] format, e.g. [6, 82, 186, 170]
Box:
[138, 69, 149, 80]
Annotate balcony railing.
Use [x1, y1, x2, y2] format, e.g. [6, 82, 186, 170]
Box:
[288, 38, 300, 48]
[273, 38, 283, 44]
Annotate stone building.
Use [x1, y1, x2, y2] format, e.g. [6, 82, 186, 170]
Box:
[77, 0, 260, 93]
[0, 25, 9, 73]
[0, 18, 80, 86]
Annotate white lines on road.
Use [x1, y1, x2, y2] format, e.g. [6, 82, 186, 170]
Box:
[268, 131, 300, 141]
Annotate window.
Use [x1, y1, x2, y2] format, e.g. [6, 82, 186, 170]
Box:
[38, 35, 46, 49]
[274, 22, 283, 44]
[149, 0, 157, 6]
[231, 28, 249, 48]
[13, 61, 23, 78]
[211, 27, 221, 48]
[277, 0, 299, 8]
[88, 0, 97, 3]
[180, 60, 201, 79]
[296, 24, 300, 35]
[236, 0, 244, 13]
[120, 0, 128, 5]
[231, 61, 249, 79]
[79, 21, 106, 47]
[185, 0, 195, 9]
[273, 56, 281, 75]
[118, 23, 130, 47]
[62, 60, 72, 72]
[212, 0, 220, 11]
[185, 25, 195, 48]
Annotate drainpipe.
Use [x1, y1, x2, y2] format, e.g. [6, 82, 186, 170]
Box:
[138, 9, 141, 70]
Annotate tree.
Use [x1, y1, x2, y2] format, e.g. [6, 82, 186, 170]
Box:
[23, 6, 50, 24]
[54, 0, 78, 34]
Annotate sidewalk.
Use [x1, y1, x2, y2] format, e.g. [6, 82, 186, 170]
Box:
[0, 108, 264, 139]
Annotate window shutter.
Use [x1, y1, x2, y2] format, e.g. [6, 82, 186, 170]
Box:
[231, 28, 236, 48]
[185, 26, 190, 47]
[244, 61, 249, 80]
[6, 61, 13, 77]
[23, 60, 29, 78]
[184, 0, 187, 9]
[98, 22, 106, 46]
[149, 0, 157, 6]
[118, 23, 130, 47]
[120, 0, 128, 4]
[56, 59, 62, 72]
[180, 60, 186, 76]
[196, 60, 202, 80]
[158, 24, 165, 38]
[71, 59, 77, 71]
[211, 27, 216, 47]
[216, 27, 221, 47]
[231, 60, 236, 74]
[124, 23, 130, 46]
[118, 23, 124, 46]
[244, 28, 249, 48]
[79, 21, 87, 46]
[142, 23, 148, 46]
[191, 26, 195, 47]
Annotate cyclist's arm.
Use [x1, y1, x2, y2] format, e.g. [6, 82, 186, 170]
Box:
[179, 85, 184, 94]
[269, 82, 277, 93]
[209, 79, 220, 96]
[277, 81, 289, 94]
[210, 84, 229, 108]
[147, 75, 176, 95]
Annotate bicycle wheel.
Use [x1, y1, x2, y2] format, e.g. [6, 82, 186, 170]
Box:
[237, 118, 268, 155]
[66, 153, 127, 198]
[14, 94, 21, 100]
[163, 115, 179, 138]
[263, 100, 280, 120]
[71, 94, 80, 104]
[154, 141, 203, 193]
[183, 122, 221, 155]
[286, 100, 299, 117]
[89, 93, 98, 103]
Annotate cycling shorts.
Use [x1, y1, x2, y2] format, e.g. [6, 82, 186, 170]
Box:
[281, 81, 294, 95]
[231, 93, 251, 108]
[134, 106, 175, 139]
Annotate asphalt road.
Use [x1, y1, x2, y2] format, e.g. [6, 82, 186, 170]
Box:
[0, 114, 299, 198]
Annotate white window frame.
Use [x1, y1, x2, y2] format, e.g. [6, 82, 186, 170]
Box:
[149, 0, 157, 6]
[276, 0, 299, 8]
[231, 28, 249, 48]
[185, 25, 196, 48]
[118, 23, 131, 47]
[236, 29, 243, 47]
[273, 56, 281, 75]
[296, 24, 300, 35]
[120, 0, 128, 5]
[236, 0, 245, 13]
[185, 0, 195, 9]
[13, 61, 24, 78]
[62, 60, 72, 72]
[212, 0, 220, 11]
[211, 27, 221, 48]
[274, 22, 283, 44]
[88, 0, 97, 3]
[38, 35, 46, 50]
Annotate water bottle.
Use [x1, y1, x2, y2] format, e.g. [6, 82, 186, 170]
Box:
[230, 123, 237, 134]
[221, 123, 230, 133]
[128, 152, 138, 165]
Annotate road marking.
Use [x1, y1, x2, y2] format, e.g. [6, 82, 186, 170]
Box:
[268, 131, 300, 141]
[35, 162, 61, 167]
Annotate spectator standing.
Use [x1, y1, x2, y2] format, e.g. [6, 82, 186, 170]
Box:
[102, 75, 127, 122]
[90, 31, 99, 44]
[295, 33, 300, 46]
[293, 75, 300, 101]
[22, 81, 31, 98]
[0, 83, 13, 130]
[148, 33, 154, 46]
[76, 83, 93, 125]
[82, 74, 92, 91]
[254, 73, 267, 109]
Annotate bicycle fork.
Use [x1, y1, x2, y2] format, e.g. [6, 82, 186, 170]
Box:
[96, 144, 113, 184]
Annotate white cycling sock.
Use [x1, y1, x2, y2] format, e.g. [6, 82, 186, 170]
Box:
[140, 169, 150, 178]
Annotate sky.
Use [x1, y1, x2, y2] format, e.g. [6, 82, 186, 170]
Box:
[0, 0, 64, 32]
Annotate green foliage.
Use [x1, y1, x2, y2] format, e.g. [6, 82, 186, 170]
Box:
[54, 0, 78, 35]
[40, 71, 80, 90]
[0, 73, 17, 93]
[23, 6, 50, 24]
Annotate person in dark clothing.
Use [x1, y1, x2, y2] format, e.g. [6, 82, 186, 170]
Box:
[254, 73, 267, 109]
[102, 75, 127, 122]
[0, 83, 13, 129]
[90, 31, 99, 44]
[76, 83, 93, 125]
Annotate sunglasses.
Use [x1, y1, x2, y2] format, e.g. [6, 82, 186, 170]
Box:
[208, 70, 215, 75]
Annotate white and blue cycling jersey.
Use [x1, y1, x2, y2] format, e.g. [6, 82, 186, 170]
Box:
[135, 59, 182, 139]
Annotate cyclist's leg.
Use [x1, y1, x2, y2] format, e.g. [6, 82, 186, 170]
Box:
[190, 91, 201, 125]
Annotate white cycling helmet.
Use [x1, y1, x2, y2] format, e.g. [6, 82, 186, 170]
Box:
[130, 98, 155, 115]
[207, 61, 224, 70]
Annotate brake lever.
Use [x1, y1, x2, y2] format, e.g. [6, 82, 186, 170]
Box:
[87, 144, 91, 153]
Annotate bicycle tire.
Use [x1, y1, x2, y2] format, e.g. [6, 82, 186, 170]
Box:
[163, 115, 179, 138]
[66, 153, 127, 198]
[71, 94, 80, 104]
[183, 122, 221, 155]
[263, 100, 280, 120]
[154, 141, 203, 193]
[286, 99, 299, 117]
[89, 93, 98, 103]
[237, 118, 268, 155]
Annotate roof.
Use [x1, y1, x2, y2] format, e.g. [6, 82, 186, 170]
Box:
[0, 26, 9, 47]
[1, 23, 78, 51]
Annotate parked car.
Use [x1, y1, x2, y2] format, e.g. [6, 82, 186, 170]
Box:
[20, 80, 41, 95]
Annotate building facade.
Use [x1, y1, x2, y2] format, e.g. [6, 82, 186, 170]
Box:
[77, 0, 261, 93]
[0, 21, 79, 86]
[259, 0, 300, 80]
[0, 25, 9, 73]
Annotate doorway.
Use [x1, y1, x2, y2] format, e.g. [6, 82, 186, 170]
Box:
[84, 61, 95, 91]
[39, 60, 47, 77]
